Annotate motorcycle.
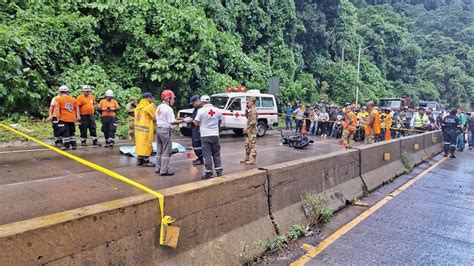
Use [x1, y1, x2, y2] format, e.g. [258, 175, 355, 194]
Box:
[280, 130, 314, 149]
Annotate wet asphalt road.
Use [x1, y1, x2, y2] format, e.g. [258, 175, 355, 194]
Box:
[307, 151, 474, 265]
[0, 130, 346, 225]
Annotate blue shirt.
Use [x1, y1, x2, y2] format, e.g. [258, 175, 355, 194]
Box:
[284, 107, 293, 117]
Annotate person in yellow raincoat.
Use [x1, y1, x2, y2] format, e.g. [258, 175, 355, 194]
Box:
[134, 92, 156, 167]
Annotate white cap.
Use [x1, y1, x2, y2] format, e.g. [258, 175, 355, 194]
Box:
[105, 89, 114, 97]
[200, 95, 210, 102]
[59, 85, 70, 92]
[82, 85, 91, 91]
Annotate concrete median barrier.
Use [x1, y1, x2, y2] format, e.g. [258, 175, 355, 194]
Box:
[359, 138, 405, 191]
[264, 149, 364, 234]
[0, 131, 444, 265]
[0, 169, 276, 265]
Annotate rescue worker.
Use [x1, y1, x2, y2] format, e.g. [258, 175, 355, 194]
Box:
[357, 106, 369, 124]
[186, 95, 204, 165]
[98, 89, 120, 148]
[342, 105, 357, 148]
[410, 107, 429, 132]
[134, 92, 156, 167]
[364, 101, 381, 144]
[47, 92, 61, 146]
[155, 90, 183, 176]
[382, 108, 393, 140]
[55, 85, 80, 150]
[241, 97, 258, 165]
[194, 95, 223, 179]
[126, 97, 137, 140]
[442, 109, 462, 158]
[76, 85, 100, 146]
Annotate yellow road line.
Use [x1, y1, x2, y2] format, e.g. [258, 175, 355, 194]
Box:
[0, 123, 172, 246]
[291, 157, 447, 266]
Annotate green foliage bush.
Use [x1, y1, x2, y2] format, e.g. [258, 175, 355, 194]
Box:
[0, 0, 472, 119]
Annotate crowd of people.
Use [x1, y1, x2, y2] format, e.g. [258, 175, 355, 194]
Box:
[48, 85, 473, 180]
[281, 101, 474, 157]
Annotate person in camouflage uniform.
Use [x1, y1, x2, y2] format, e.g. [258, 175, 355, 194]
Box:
[342, 105, 357, 148]
[126, 97, 137, 140]
[241, 97, 258, 165]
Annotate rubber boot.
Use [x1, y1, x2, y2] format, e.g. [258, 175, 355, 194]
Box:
[193, 158, 204, 165]
[201, 172, 212, 180]
[240, 154, 250, 164]
[71, 142, 77, 150]
[137, 158, 143, 166]
[81, 140, 87, 147]
[450, 148, 456, 159]
[92, 139, 102, 146]
[245, 155, 257, 165]
[443, 150, 449, 157]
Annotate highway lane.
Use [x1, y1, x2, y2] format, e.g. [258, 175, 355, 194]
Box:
[0, 130, 346, 225]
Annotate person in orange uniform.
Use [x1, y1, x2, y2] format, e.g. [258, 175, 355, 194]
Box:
[76, 85, 101, 146]
[98, 89, 120, 148]
[48, 92, 61, 146]
[342, 105, 357, 148]
[134, 92, 156, 167]
[364, 101, 381, 144]
[55, 85, 80, 150]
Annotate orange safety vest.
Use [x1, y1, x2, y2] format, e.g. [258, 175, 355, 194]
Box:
[364, 109, 382, 135]
[373, 109, 381, 134]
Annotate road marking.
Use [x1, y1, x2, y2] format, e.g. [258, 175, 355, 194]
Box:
[290, 157, 447, 266]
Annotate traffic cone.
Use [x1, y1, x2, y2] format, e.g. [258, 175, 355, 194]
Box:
[301, 121, 307, 135]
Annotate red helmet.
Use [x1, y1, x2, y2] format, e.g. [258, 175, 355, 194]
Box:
[161, 90, 175, 101]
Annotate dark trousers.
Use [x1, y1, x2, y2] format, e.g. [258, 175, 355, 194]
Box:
[58, 121, 76, 148]
[320, 122, 328, 135]
[101, 116, 116, 144]
[295, 119, 303, 132]
[202, 136, 222, 175]
[52, 118, 61, 144]
[79, 115, 97, 142]
[191, 127, 203, 160]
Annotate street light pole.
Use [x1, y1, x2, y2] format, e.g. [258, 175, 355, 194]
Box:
[356, 43, 361, 108]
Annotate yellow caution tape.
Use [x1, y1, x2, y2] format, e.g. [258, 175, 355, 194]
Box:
[0, 123, 174, 247]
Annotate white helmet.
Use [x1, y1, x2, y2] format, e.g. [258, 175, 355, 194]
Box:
[82, 85, 91, 91]
[200, 95, 210, 102]
[105, 89, 114, 97]
[59, 85, 70, 92]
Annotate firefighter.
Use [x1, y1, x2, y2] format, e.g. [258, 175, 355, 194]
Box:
[134, 92, 156, 167]
[364, 101, 381, 144]
[155, 90, 183, 176]
[241, 97, 258, 165]
[194, 95, 223, 179]
[98, 89, 120, 148]
[55, 85, 80, 150]
[47, 92, 61, 146]
[382, 108, 393, 141]
[126, 97, 137, 140]
[76, 85, 100, 146]
[186, 95, 204, 165]
[342, 105, 357, 148]
[442, 109, 462, 158]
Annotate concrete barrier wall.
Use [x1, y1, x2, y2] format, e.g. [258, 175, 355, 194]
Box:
[264, 150, 363, 233]
[0, 131, 443, 265]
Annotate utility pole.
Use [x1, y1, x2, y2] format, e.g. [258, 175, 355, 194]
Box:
[356, 44, 361, 108]
[341, 45, 345, 70]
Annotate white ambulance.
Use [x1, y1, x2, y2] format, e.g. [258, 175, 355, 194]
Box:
[178, 90, 279, 137]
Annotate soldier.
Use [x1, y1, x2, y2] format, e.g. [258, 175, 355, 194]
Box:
[342, 105, 357, 148]
[364, 101, 381, 144]
[126, 97, 137, 140]
[442, 109, 462, 158]
[241, 97, 258, 165]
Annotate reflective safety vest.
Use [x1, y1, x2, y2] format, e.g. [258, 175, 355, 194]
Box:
[414, 113, 429, 128]
[373, 109, 381, 135]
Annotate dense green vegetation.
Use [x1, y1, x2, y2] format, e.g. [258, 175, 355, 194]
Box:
[1, 0, 472, 119]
